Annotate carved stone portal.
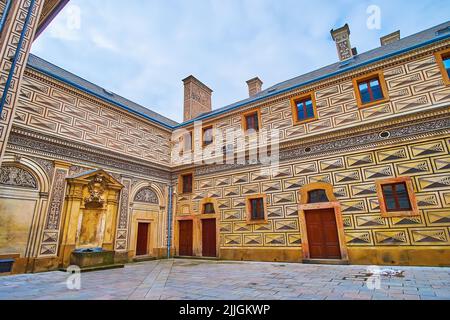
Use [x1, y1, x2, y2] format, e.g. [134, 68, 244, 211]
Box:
[59, 170, 123, 267]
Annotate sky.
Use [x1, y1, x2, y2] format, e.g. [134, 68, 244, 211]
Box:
[31, 0, 450, 123]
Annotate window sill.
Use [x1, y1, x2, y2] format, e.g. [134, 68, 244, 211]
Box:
[246, 219, 269, 225]
[380, 210, 420, 218]
[357, 98, 390, 109]
[292, 116, 318, 126]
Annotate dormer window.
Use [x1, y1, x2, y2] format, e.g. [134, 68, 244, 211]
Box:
[353, 71, 389, 108]
[290, 93, 318, 125]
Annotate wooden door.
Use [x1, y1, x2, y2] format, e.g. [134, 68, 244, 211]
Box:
[202, 219, 217, 257]
[178, 220, 193, 256]
[305, 209, 341, 259]
[136, 223, 149, 256]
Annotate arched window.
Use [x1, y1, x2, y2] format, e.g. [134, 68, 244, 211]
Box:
[307, 189, 329, 204]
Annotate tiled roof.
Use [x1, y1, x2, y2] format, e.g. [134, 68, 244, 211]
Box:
[27, 20, 450, 129]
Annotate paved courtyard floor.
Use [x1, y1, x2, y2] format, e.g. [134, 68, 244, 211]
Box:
[1, 259, 450, 300]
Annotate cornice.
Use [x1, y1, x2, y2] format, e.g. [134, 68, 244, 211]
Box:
[7, 126, 172, 181]
[191, 115, 450, 177]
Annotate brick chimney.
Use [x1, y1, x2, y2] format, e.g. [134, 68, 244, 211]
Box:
[246, 77, 263, 97]
[380, 30, 400, 46]
[183, 75, 213, 122]
[331, 24, 354, 61]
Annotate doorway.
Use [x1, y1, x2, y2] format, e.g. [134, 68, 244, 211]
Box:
[136, 222, 150, 256]
[201, 219, 217, 257]
[179, 220, 193, 256]
[304, 209, 341, 259]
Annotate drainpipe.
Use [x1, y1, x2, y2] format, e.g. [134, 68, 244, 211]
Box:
[0, 0, 35, 115]
[0, 0, 13, 36]
[167, 185, 173, 259]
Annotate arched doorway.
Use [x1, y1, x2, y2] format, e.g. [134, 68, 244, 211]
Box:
[129, 184, 165, 259]
[298, 183, 348, 262]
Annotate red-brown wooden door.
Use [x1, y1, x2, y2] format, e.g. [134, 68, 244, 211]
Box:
[179, 220, 193, 256]
[202, 219, 217, 257]
[136, 223, 149, 256]
[305, 209, 341, 259]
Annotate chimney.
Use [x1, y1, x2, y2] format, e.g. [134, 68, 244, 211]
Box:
[380, 30, 400, 46]
[246, 77, 263, 97]
[331, 24, 354, 61]
[183, 75, 213, 122]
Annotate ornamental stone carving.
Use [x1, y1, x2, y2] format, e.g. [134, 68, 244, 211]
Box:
[85, 174, 107, 208]
[134, 187, 159, 204]
[0, 166, 37, 189]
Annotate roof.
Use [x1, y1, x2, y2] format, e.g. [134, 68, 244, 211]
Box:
[180, 20, 450, 127]
[26, 21, 450, 130]
[27, 54, 179, 128]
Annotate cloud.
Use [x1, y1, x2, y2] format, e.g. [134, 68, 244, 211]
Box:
[32, 0, 450, 123]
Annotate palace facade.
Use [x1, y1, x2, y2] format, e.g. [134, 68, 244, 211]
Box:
[0, 1, 449, 274]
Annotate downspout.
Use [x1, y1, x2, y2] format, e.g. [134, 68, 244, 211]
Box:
[0, 0, 13, 35]
[0, 0, 36, 115]
[167, 185, 173, 259]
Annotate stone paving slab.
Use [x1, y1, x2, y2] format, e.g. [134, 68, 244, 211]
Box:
[0, 259, 450, 300]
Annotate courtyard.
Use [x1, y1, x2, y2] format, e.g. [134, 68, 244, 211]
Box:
[1, 259, 450, 300]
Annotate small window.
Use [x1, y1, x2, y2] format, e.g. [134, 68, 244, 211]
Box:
[308, 189, 329, 204]
[381, 183, 412, 212]
[203, 203, 215, 214]
[246, 195, 267, 223]
[249, 198, 265, 221]
[376, 177, 419, 218]
[184, 131, 193, 152]
[203, 126, 213, 147]
[243, 111, 260, 132]
[435, 49, 450, 85]
[181, 174, 193, 194]
[353, 71, 389, 108]
[290, 93, 317, 125]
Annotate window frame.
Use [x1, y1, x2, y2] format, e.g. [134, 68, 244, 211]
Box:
[375, 177, 419, 218]
[245, 194, 268, 224]
[290, 92, 318, 126]
[202, 125, 214, 148]
[435, 48, 450, 86]
[203, 202, 216, 214]
[352, 71, 389, 109]
[178, 130, 193, 156]
[241, 109, 262, 133]
[179, 172, 194, 195]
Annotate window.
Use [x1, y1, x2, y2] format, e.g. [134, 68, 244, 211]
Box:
[242, 110, 260, 132]
[435, 49, 450, 85]
[178, 131, 192, 156]
[353, 71, 389, 108]
[308, 189, 329, 203]
[381, 183, 411, 212]
[376, 177, 419, 217]
[203, 126, 213, 147]
[181, 174, 193, 194]
[246, 195, 267, 223]
[203, 203, 215, 214]
[290, 93, 317, 125]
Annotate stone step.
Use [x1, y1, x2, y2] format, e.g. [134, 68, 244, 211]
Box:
[59, 264, 125, 273]
[303, 259, 349, 265]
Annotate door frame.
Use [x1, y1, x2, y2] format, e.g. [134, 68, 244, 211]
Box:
[199, 216, 218, 258]
[135, 222, 151, 256]
[298, 183, 348, 262]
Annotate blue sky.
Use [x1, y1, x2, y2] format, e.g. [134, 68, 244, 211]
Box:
[32, 0, 450, 123]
